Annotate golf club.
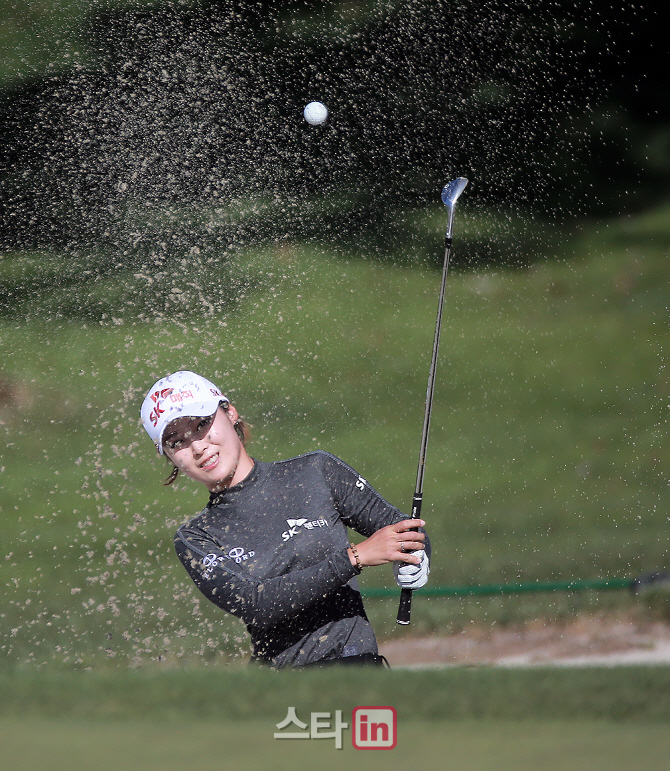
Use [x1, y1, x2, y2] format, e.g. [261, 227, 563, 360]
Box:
[396, 176, 468, 626]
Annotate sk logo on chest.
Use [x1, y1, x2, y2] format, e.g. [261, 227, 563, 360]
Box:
[281, 518, 329, 541]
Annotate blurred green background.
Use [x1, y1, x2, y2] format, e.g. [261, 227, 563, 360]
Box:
[2, 208, 669, 668]
[1, 1, 669, 767]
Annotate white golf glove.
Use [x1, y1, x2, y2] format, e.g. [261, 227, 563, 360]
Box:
[394, 549, 430, 589]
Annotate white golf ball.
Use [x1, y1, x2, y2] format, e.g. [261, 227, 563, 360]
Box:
[303, 101, 328, 125]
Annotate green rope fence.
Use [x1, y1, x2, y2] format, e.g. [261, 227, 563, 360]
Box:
[362, 577, 634, 599]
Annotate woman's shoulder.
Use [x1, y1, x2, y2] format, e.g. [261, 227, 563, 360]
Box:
[271, 449, 347, 472]
[174, 503, 210, 534]
[269, 450, 362, 483]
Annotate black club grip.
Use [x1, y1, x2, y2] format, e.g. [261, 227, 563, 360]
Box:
[396, 587, 413, 625]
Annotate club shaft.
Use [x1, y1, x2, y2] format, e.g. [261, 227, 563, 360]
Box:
[415, 233, 452, 498]
[396, 234, 453, 626]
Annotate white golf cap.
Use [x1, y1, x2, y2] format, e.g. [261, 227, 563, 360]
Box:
[141, 371, 227, 454]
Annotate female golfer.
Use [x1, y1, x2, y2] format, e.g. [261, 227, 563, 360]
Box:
[141, 370, 430, 669]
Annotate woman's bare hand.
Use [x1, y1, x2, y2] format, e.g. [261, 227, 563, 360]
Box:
[349, 519, 426, 568]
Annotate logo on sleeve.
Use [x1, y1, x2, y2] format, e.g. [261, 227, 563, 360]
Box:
[201, 547, 255, 576]
[227, 546, 255, 563]
[282, 518, 329, 541]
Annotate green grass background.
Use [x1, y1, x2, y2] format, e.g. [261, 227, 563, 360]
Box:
[2, 201, 669, 668]
[1, 195, 669, 767]
[4, 666, 670, 721]
[2, 667, 670, 770]
[4, 718, 670, 771]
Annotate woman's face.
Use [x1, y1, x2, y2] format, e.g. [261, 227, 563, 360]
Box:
[162, 405, 253, 492]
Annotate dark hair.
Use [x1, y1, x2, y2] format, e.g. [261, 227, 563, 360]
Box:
[163, 401, 249, 486]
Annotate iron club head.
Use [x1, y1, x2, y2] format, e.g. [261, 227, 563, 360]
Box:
[441, 177, 468, 240]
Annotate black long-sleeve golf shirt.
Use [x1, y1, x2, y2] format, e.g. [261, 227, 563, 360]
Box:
[174, 450, 429, 668]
